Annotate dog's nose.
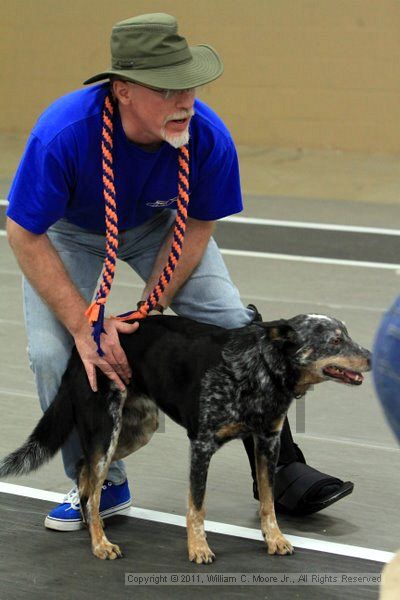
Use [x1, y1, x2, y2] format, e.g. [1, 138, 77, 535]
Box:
[364, 349, 372, 371]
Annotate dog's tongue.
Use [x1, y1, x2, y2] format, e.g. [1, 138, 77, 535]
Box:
[324, 366, 364, 385]
[345, 370, 364, 385]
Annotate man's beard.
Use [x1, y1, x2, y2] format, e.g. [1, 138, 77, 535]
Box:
[163, 129, 190, 149]
[161, 109, 195, 149]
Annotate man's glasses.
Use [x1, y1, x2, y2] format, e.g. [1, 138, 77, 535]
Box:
[124, 80, 196, 100]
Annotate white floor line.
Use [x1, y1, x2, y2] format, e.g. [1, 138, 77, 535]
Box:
[0, 281, 387, 316]
[0, 398, 396, 452]
[0, 481, 394, 564]
[0, 271, 23, 278]
[0, 317, 25, 326]
[0, 482, 63, 504]
[295, 434, 399, 453]
[1, 238, 398, 268]
[0, 268, 21, 276]
[113, 281, 143, 289]
[0, 388, 37, 399]
[1, 200, 399, 236]
[221, 249, 400, 270]
[240, 292, 386, 314]
[223, 215, 400, 236]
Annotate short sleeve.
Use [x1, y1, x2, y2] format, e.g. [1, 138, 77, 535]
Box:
[7, 134, 74, 234]
[187, 137, 243, 221]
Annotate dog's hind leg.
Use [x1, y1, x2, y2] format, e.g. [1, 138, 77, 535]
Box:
[78, 387, 126, 560]
[254, 433, 294, 555]
[78, 459, 122, 559]
[186, 441, 215, 565]
[77, 461, 90, 525]
[82, 463, 123, 560]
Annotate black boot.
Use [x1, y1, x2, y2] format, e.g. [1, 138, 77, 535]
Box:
[244, 304, 354, 515]
[243, 418, 354, 515]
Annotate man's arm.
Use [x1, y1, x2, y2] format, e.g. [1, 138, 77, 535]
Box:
[140, 216, 215, 307]
[6, 217, 138, 391]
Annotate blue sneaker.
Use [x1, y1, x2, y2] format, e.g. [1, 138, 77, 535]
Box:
[44, 480, 132, 531]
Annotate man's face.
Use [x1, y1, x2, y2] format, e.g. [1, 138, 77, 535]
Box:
[115, 81, 196, 148]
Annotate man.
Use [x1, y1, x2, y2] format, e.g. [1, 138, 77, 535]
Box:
[6, 13, 351, 531]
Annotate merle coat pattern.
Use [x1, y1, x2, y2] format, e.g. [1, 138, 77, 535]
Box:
[0, 314, 371, 562]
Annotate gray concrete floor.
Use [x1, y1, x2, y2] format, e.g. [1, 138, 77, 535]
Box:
[1, 141, 400, 599]
[0, 493, 384, 600]
[0, 193, 399, 560]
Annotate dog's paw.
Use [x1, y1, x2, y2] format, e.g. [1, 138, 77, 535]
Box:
[188, 542, 216, 564]
[266, 535, 294, 556]
[93, 541, 123, 560]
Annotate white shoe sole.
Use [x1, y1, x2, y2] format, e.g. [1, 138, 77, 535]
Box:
[44, 500, 132, 532]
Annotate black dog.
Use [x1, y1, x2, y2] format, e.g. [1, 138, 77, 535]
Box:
[0, 313, 371, 562]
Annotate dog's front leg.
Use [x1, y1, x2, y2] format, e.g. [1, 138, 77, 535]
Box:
[254, 434, 293, 555]
[187, 441, 215, 564]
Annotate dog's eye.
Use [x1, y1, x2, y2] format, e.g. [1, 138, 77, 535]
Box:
[331, 337, 341, 345]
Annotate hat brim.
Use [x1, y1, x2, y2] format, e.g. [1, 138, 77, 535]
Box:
[83, 44, 223, 89]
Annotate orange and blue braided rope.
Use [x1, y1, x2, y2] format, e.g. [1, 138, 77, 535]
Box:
[116, 145, 190, 323]
[85, 91, 190, 355]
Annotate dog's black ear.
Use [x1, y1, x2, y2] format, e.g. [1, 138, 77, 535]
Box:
[255, 320, 297, 342]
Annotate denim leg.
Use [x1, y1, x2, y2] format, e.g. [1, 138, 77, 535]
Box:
[119, 212, 255, 328]
[169, 237, 255, 327]
[372, 295, 400, 443]
[23, 220, 127, 484]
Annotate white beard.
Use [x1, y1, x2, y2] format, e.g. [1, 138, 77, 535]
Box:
[161, 128, 190, 149]
[161, 109, 194, 149]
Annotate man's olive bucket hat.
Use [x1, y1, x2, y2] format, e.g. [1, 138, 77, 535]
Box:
[83, 13, 223, 89]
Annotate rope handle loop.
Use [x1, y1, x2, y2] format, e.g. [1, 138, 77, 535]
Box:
[86, 90, 190, 355]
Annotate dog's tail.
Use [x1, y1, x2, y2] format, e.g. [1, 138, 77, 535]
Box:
[0, 383, 74, 478]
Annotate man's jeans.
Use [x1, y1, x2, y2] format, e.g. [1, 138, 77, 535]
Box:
[23, 211, 255, 484]
[373, 294, 400, 443]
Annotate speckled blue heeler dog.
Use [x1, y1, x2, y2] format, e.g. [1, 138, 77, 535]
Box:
[0, 312, 371, 562]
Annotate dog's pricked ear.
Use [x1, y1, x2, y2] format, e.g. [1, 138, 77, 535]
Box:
[256, 320, 297, 342]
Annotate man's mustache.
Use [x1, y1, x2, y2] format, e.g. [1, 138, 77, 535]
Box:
[163, 109, 195, 125]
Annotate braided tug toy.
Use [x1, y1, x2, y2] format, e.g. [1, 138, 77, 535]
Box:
[85, 92, 190, 356]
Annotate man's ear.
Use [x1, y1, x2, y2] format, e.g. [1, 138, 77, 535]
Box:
[255, 319, 297, 342]
[112, 79, 132, 105]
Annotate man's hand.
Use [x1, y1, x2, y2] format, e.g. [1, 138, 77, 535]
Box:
[74, 318, 139, 392]
[6, 218, 141, 393]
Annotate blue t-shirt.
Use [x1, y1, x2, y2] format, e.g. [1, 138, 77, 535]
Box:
[7, 84, 243, 234]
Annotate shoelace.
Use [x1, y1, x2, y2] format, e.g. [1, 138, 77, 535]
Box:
[63, 487, 80, 511]
[63, 483, 112, 510]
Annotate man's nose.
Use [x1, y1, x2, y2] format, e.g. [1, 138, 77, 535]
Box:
[175, 89, 196, 110]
